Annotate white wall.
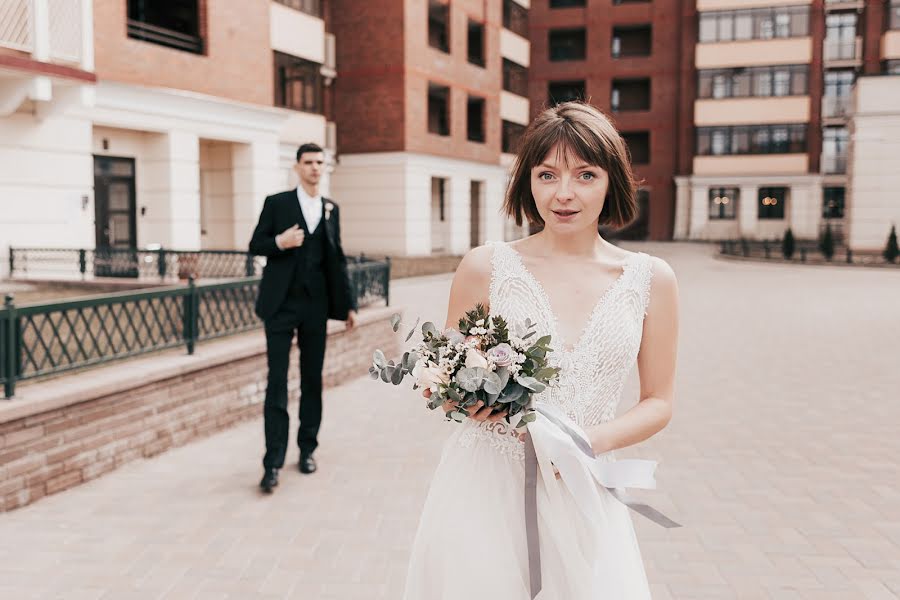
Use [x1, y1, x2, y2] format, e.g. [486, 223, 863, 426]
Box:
[848, 76, 900, 251]
[0, 106, 94, 277]
[199, 141, 235, 249]
[331, 152, 509, 257]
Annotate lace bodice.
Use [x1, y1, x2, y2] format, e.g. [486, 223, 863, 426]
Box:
[457, 241, 654, 460]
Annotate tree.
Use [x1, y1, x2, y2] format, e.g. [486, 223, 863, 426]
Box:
[819, 223, 835, 261]
[885, 225, 900, 263]
[782, 228, 795, 260]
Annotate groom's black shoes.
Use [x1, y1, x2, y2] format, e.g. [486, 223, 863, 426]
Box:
[299, 453, 317, 474]
[260, 468, 279, 493]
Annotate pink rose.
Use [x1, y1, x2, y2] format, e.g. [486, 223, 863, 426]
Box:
[486, 343, 514, 367]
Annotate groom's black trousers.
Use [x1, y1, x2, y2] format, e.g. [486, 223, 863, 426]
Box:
[262, 290, 328, 470]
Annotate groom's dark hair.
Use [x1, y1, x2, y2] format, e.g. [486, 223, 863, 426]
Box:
[296, 143, 324, 162]
[503, 102, 639, 229]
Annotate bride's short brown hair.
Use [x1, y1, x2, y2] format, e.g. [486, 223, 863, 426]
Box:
[503, 102, 639, 228]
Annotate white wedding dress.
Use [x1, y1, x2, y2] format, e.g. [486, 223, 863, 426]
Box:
[403, 241, 655, 600]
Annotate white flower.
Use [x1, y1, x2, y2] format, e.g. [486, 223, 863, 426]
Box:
[412, 361, 449, 390]
[475, 319, 485, 326]
[486, 343, 514, 367]
[324, 201, 335, 220]
[464, 348, 489, 370]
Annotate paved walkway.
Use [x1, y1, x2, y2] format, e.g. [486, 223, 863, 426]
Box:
[1, 243, 899, 599]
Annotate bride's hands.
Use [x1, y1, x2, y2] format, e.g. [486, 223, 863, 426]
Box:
[422, 389, 508, 423]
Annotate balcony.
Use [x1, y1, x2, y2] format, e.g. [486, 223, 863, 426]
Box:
[822, 95, 852, 120]
[0, 0, 94, 116]
[822, 154, 848, 174]
[1, 0, 88, 64]
[824, 37, 862, 65]
[824, 0, 864, 11]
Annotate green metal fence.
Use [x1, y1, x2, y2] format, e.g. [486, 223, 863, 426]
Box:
[2, 254, 391, 398]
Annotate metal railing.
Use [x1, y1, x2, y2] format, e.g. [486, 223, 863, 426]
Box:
[822, 154, 848, 174]
[1, 254, 391, 398]
[824, 38, 861, 62]
[719, 238, 899, 266]
[10, 247, 264, 280]
[822, 95, 851, 119]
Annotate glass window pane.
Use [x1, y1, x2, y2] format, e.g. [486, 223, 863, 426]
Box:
[733, 127, 750, 154]
[712, 73, 729, 98]
[735, 12, 753, 39]
[699, 15, 717, 42]
[717, 14, 734, 41]
[773, 70, 791, 95]
[733, 70, 751, 96]
[712, 129, 729, 155]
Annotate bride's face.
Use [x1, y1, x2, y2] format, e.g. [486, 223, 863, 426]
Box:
[530, 144, 609, 232]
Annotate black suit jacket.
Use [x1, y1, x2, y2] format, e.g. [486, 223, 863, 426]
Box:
[249, 190, 356, 322]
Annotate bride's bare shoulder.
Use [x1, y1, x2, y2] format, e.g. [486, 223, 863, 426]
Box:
[453, 243, 495, 285]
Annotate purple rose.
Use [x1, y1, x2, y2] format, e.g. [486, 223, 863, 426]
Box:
[486, 343, 514, 367]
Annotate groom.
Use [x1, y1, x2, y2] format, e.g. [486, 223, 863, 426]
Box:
[249, 143, 357, 494]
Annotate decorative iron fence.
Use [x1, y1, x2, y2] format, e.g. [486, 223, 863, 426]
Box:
[2, 254, 391, 398]
[719, 239, 899, 266]
[9, 247, 264, 280]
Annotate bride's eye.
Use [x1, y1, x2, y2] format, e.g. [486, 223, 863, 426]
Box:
[579, 172, 596, 181]
[538, 172, 554, 181]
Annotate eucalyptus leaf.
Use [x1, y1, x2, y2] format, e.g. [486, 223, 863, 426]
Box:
[496, 366, 510, 389]
[405, 317, 421, 342]
[368, 367, 379, 380]
[373, 349, 386, 369]
[534, 367, 560, 381]
[483, 372, 503, 395]
[422, 321, 438, 338]
[517, 376, 546, 393]
[500, 382, 524, 404]
[380, 367, 391, 383]
[391, 366, 404, 385]
[535, 335, 552, 347]
[456, 368, 483, 392]
[390, 313, 402, 332]
[446, 386, 462, 402]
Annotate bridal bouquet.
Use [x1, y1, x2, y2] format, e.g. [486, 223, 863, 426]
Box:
[370, 304, 560, 428]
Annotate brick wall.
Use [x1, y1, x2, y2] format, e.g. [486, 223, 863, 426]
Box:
[0, 310, 400, 512]
[93, 0, 272, 106]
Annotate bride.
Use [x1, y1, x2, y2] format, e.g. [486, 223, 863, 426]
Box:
[402, 101, 679, 599]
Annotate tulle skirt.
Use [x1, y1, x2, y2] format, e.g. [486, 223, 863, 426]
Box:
[403, 422, 652, 599]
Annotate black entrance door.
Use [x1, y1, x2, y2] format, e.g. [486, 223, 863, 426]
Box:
[94, 156, 138, 277]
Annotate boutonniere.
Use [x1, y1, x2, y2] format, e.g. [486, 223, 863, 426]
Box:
[324, 202, 334, 221]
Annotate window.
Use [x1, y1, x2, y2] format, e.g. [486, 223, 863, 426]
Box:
[622, 132, 650, 164]
[709, 187, 738, 220]
[429, 0, 450, 53]
[824, 70, 855, 117]
[502, 120, 526, 153]
[550, 0, 585, 6]
[467, 96, 486, 143]
[891, 3, 900, 29]
[823, 187, 845, 219]
[549, 29, 586, 61]
[274, 52, 323, 113]
[503, 0, 529, 38]
[503, 59, 529, 97]
[698, 66, 808, 99]
[612, 25, 652, 58]
[698, 6, 809, 43]
[885, 59, 900, 75]
[548, 81, 585, 104]
[825, 13, 857, 60]
[611, 79, 650, 111]
[822, 127, 849, 174]
[758, 187, 786, 220]
[468, 20, 485, 66]
[696, 124, 807, 155]
[274, 0, 321, 17]
[127, 0, 203, 54]
[428, 83, 450, 136]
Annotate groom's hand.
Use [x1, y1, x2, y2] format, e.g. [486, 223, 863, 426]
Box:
[345, 310, 357, 331]
[275, 224, 305, 249]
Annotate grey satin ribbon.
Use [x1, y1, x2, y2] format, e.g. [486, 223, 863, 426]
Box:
[523, 406, 682, 599]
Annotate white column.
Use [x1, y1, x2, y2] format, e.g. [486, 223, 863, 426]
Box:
[80, 0, 94, 72]
[688, 184, 709, 239]
[484, 175, 507, 244]
[232, 139, 281, 250]
[673, 177, 691, 239]
[739, 184, 758, 238]
[31, 0, 49, 62]
[789, 182, 820, 240]
[142, 131, 201, 249]
[448, 175, 471, 255]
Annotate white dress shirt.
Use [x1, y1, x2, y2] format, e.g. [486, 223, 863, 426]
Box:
[297, 187, 323, 234]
